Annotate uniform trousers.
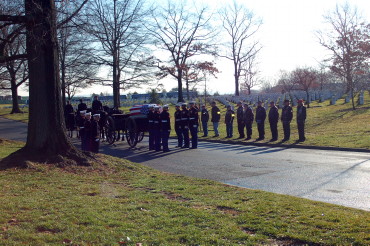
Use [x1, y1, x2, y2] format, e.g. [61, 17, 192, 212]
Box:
[269, 121, 278, 140]
[182, 127, 190, 147]
[297, 120, 305, 141]
[282, 121, 291, 140]
[153, 129, 161, 151]
[148, 129, 155, 150]
[161, 130, 170, 151]
[226, 123, 233, 137]
[190, 125, 198, 148]
[175, 126, 183, 147]
[237, 121, 245, 138]
[257, 121, 265, 139]
[202, 121, 208, 136]
[213, 122, 219, 136]
[245, 122, 253, 138]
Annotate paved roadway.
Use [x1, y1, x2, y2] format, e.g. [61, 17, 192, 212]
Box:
[1, 117, 369, 211]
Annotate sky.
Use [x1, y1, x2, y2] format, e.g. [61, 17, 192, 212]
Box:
[15, 0, 370, 97]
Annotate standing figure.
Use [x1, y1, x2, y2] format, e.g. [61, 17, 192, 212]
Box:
[281, 99, 293, 142]
[243, 104, 254, 140]
[200, 105, 209, 137]
[268, 101, 279, 141]
[77, 98, 87, 112]
[92, 95, 103, 113]
[255, 101, 266, 141]
[188, 101, 199, 149]
[296, 99, 307, 142]
[83, 112, 92, 151]
[211, 101, 221, 137]
[147, 105, 155, 150]
[77, 110, 86, 149]
[153, 106, 161, 151]
[91, 114, 101, 153]
[225, 105, 235, 138]
[160, 105, 171, 152]
[174, 104, 183, 147]
[236, 101, 245, 139]
[180, 103, 190, 148]
[64, 100, 75, 137]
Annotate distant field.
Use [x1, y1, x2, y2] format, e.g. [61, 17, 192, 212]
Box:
[0, 139, 369, 245]
[1, 92, 369, 149]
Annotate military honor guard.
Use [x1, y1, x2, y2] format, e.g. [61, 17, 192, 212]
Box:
[77, 110, 86, 149]
[147, 105, 155, 150]
[211, 101, 221, 137]
[174, 104, 183, 147]
[225, 105, 235, 138]
[188, 101, 199, 149]
[268, 101, 279, 141]
[255, 101, 266, 141]
[236, 101, 245, 139]
[243, 103, 254, 140]
[153, 106, 162, 151]
[160, 105, 171, 152]
[200, 105, 209, 137]
[296, 99, 307, 142]
[180, 103, 190, 148]
[91, 114, 101, 153]
[281, 99, 293, 142]
[83, 112, 92, 151]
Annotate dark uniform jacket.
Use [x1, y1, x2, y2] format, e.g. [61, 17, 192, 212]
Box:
[83, 119, 92, 139]
[92, 100, 103, 112]
[255, 106, 266, 123]
[64, 104, 74, 114]
[225, 110, 235, 124]
[281, 105, 293, 122]
[188, 107, 199, 127]
[78, 103, 87, 112]
[152, 111, 161, 130]
[211, 106, 221, 122]
[148, 110, 154, 130]
[160, 111, 171, 130]
[91, 120, 100, 140]
[296, 105, 307, 122]
[201, 108, 209, 122]
[268, 106, 279, 123]
[174, 109, 182, 129]
[243, 107, 254, 124]
[76, 115, 85, 129]
[236, 106, 244, 122]
[180, 108, 189, 129]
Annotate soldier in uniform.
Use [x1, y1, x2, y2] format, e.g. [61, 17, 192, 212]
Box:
[236, 101, 245, 139]
[160, 105, 171, 152]
[77, 99, 87, 112]
[225, 105, 235, 138]
[296, 99, 307, 142]
[188, 101, 199, 149]
[83, 112, 92, 151]
[200, 105, 209, 137]
[92, 95, 103, 113]
[91, 114, 101, 153]
[76, 110, 86, 149]
[180, 103, 190, 148]
[174, 104, 183, 147]
[211, 101, 221, 137]
[281, 99, 293, 141]
[268, 101, 279, 141]
[255, 101, 266, 141]
[243, 103, 254, 140]
[153, 106, 161, 151]
[147, 105, 155, 150]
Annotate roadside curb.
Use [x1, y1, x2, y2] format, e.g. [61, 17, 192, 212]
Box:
[170, 137, 370, 153]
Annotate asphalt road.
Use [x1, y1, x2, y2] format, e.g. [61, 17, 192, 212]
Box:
[1, 117, 369, 211]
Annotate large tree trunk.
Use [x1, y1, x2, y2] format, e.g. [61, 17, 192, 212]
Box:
[234, 66, 239, 96]
[177, 68, 184, 102]
[10, 75, 21, 114]
[112, 52, 120, 108]
[60, 57, 66, 107]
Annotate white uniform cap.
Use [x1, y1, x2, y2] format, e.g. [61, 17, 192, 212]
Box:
[149, 104, 154, 108]
[80, 110, 86, 114]
[189, 101, 195, 104]
[85, 112, 91, 116]
[93, 114, 100, 117]
[154, 106, 160, 109]
[181, 103, 187, 106]
[163, 105, 169, 108]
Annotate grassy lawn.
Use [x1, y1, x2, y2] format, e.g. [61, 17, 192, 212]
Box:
[0, 105, 29, 123]
[0, 139, 369, 245]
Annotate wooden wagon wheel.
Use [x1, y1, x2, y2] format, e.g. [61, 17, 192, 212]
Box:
[104, 116, 116, 145]
[137, 131, 145, 142]
[125, 117, 138, 147]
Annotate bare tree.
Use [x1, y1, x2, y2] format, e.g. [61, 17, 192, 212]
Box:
[277, 70, 296, 94]
[219, 0, 262, 96]
[290, 67, 318, 108]
[317, 3, 370, 110]
[85, 0, 153, 108]
[0, 0, 90, 167]
[240, 53, 260, 95]
[147, 0, 216, 102]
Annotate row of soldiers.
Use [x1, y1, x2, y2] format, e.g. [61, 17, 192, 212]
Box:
[199, 99, 307, 142]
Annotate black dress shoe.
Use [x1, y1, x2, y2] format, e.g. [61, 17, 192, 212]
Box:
[245, 137, 251, 140]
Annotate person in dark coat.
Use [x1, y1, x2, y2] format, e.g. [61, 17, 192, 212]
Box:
[236, 101, 245, 139]
[180, 103, 190, 148]
[296, 99, 307, 142]
[83, 112, 92, 151]
[255, 101, 266, 141]
[225, 105, 235, 138]
[174, 104, 183, 147]
[188, 101, 199, 149]
[77, 99, 87, 112]
[200, 105, 209, 137]
[64, 100, 75, 136]
[76, 110, 86, 149]
[268, 101, 279, 141]
[92, 96, 103, 113]
[211, 101, 221, 137]
[243, 103, 254, 140]
[153, 106, 161, 151]
[160, 105, 171, 152]
[147, 105, 155, 150]
[90, 114, 101, 153]
[281, 99, 293, 141]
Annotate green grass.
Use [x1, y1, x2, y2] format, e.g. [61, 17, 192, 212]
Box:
[0, 139, 369, 245]
[0, 105, 29, 123]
